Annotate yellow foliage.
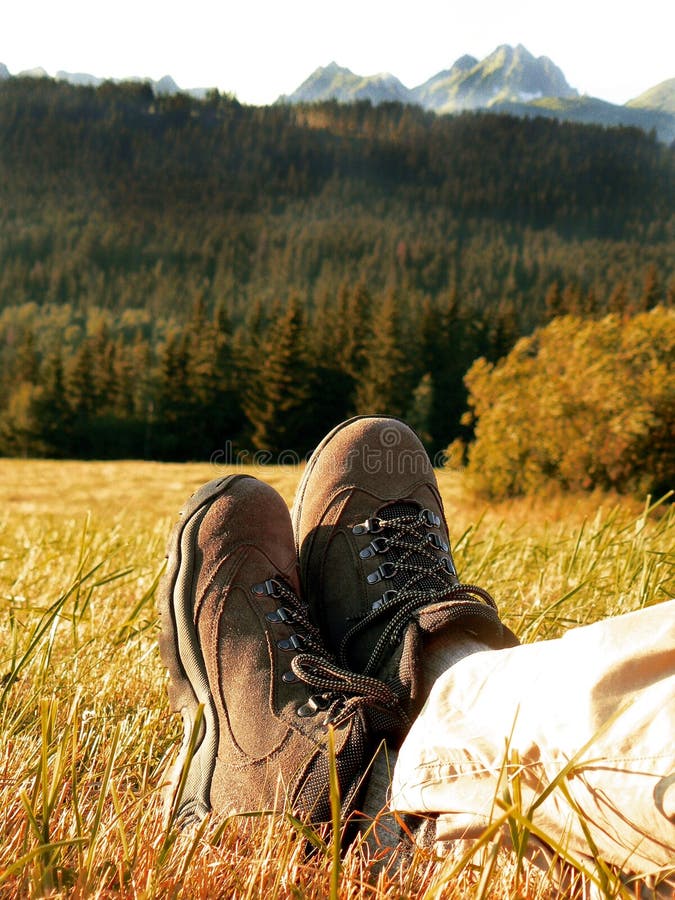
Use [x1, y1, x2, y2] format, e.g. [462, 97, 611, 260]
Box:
[464, 308, 675, 498]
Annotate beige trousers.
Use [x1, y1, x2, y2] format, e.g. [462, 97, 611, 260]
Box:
[390, 600, 675, 878]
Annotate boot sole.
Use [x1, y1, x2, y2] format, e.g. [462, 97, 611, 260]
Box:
[291, 415, 406, 553]
[158, 474, 248, 825]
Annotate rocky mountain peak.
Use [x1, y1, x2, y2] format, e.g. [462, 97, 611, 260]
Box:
[451, 54, 479, 74]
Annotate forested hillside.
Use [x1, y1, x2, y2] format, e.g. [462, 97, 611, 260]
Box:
[0, 77, 673, 463]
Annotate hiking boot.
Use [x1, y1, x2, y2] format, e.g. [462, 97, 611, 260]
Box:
[292, 416, 518, 726]
[158, 474, 403, 827]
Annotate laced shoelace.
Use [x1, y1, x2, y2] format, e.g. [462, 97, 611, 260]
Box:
[253, 577, 408, 729]
[340, 505, 498, 677]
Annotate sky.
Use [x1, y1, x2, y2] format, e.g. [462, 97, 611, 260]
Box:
[2, 0, 674, 106]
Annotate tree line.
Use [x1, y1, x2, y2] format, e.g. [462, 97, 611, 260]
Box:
[1, 279, 668, 463]
[0, 77, 673, 468]
[0, 288, 507, 458]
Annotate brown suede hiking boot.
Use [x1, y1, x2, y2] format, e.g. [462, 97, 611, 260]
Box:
[158, 474, 403, 827]
[292, 416, 518, 727]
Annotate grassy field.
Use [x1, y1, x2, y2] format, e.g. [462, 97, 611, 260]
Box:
[0, 459, 672, 898]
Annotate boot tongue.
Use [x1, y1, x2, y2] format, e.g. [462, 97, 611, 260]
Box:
[377, 501, 456, 594]
[378, 501, 420, 522]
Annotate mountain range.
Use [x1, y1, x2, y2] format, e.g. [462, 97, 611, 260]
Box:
[279, 45, 675, 143]
[0, 64, 208, 99]
[280, 45, 577, 110]
[1, 46, 674, 141]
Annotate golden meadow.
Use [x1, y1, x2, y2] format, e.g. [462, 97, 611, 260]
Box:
[1, 459, 673, 897]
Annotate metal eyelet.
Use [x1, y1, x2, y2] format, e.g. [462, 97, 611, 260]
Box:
[266, 607, 293, 624]
[277, 634, 304, 651]
[427, 532, 450, 552]
[251, 578, 282, 598]
[442, 557, 457, 576]
[372, 589, 398, 611]
[352, 517, 384, 535]
[297, 694, 331, 717]
[359, 536, 390, 559]
[366, 561, 397, 584]
[282, 671, 298, 683]
[419, 508, 441, 528]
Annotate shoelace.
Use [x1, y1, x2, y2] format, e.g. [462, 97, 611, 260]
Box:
[341, 505, 498, 676]
[253, 577, 408, 729]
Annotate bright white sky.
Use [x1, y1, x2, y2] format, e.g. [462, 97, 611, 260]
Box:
[2, 0, 674, 106]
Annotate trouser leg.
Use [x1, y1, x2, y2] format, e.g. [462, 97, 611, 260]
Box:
[390, 600, 675, 878]
[361, 633, 490, 852]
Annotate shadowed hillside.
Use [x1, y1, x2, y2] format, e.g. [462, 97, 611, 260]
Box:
[0, 77, 673, 466]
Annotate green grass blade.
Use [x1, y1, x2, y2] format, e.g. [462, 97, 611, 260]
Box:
[327, 725, 342, 900]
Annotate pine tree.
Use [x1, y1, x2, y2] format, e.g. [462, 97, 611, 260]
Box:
[185, 298, 219, 449]
[112, 336, 135, 418]
[582, 287, 600, 319]
[2, 350, 75, 457]
[335, 281, 372, 381]
[66, 339, 97, 418]
[416, 291, 474, 453]
[246, 296, 312, 455]
[0, 384, 42, 456]
[544, 281, 564, 320]
[406, 373, 434, 446]
[305, 287, 356, 431]
[488, 300, 519, 361]
[608, 280, 629, 315]
[14, 327, 40, 385]
[353, 291, 411, 418]
[130, 332, 155, 458]
[562, 283, 582, 316]
[66, 339, 99, 455]
[205, 301, 246, 452]
[666, 278, 675, 309]
[155, 330, 191, 458]
[89, 321, 116, 412]
[640, 264, 661, 311]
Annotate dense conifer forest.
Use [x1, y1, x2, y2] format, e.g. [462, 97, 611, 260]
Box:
[0, 77, 673, 478]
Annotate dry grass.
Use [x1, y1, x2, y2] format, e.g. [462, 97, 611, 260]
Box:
[0, 459, 672, 898]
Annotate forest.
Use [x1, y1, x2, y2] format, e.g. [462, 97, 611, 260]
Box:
[0, 76, 673, 485]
